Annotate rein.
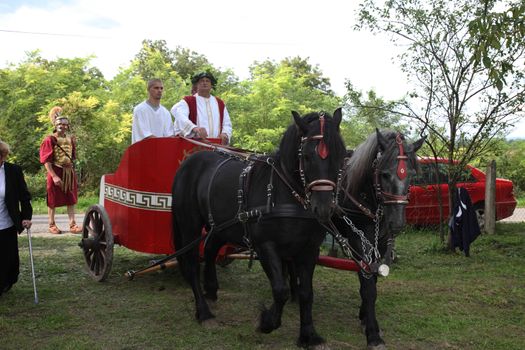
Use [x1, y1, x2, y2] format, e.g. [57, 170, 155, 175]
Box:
[180, 136, 306, 204]
[180, 113, 341, 208]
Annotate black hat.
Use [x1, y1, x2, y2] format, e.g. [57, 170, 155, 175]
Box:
[191, 71, 217, 86]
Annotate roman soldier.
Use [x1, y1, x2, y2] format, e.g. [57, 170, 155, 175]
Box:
[39, 106, 82, 234]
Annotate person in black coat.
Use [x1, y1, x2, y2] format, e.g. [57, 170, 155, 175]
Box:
[0, 140, 32, 296]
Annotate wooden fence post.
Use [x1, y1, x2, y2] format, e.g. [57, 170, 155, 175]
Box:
[485, 160, 496, 234]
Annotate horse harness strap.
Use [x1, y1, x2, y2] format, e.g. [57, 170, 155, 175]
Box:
[237, 161, 257, 265]
[206, 157, 235, 228]
[339, 186, 375, 220]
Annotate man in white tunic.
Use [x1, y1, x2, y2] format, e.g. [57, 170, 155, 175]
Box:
[132, 79, 174, 144]
[172, 72, 232, 145]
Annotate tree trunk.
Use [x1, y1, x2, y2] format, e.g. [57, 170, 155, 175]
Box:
[485, 160, 496, 234]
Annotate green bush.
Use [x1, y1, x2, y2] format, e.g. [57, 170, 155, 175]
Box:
[24, 169, 47, 199]
[24, 166, 100, 201]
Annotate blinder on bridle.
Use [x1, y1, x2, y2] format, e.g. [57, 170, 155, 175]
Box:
[374, 133, 410, 206]
[299, 112, 337, 196]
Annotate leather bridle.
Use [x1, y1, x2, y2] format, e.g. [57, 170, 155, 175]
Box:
[297, 113, 338, 199]
[374, 133, 410, 205]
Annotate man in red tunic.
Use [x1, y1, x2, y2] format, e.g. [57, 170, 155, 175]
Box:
[39, 107, 82, 234]
[171, 72, 232, 145]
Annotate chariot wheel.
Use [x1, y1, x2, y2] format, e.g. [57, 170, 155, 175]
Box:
[79, 204, 114, 282]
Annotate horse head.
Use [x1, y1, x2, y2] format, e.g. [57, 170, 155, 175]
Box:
[282, 108, 346, 222]
[375, 130, 425, 233]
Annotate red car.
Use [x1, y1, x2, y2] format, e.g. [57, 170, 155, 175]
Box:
[407, 157, 517, 227]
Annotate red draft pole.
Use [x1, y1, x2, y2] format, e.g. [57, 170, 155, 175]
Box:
[316, 255, 361, 272]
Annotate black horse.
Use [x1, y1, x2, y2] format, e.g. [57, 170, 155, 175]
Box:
[335, 130, 425, 349]
[172, 109, 346, 348]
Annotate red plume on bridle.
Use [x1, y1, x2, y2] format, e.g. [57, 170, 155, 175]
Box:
[317, 114, 328, 159]
[396, 133, 408, 180]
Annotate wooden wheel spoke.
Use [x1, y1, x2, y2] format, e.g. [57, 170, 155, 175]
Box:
[98, 229, 106, 241]
[96, 220, 104, 237]
[86, 225, 97, 237]
[94, 251, 101, 275]
[88, 211, 98, 225]
[98, 250, 106, 263]
[90, 254, 96, 271]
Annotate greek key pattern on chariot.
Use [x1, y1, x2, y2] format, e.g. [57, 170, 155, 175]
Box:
[104, 183, 172, 212]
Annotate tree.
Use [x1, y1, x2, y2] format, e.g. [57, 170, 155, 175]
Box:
[479, 138, 525, 195]
[110, 40, 187, 140]
[111, 40, 239, 145]
[357, 0, 525, 224]
[0, 52, 108, 174]
[342, 81, 407, 148]
[40, 92, 129, 189]
[171, 46, 213, 82]
[230, 58, 340, 151]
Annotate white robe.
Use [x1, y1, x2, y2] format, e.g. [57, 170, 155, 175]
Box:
[171, 94, 232, 140]
[132, 101, 174, 144]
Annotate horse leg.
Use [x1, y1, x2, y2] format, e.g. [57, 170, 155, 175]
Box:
[358, 273, 386, 349]
[295, 257, 325, 349]
[175, 220, 215, 323]
[256, 244, 289, 334]
[284, 260, 299, 303]
[202, 235, 224, 301]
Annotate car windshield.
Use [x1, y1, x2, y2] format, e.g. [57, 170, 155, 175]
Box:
[411, 162, 476, 185]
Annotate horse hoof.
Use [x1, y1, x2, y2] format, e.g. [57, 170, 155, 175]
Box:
[205, 299, 217, 309]
[368, 344, 386, 350]
[201, 318, 219, 329]
[360, 322, 384, 337]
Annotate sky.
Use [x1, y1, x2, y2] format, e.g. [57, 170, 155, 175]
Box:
[0, 0, 524, 138]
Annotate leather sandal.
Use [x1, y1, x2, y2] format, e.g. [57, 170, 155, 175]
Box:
[49, 223, 62, 234]
[69, 222, 82, 234]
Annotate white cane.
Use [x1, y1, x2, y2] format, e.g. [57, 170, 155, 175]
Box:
[26, 227, 39, 304]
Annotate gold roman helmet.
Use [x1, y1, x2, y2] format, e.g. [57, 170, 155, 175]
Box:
[48, 106, 70, 127]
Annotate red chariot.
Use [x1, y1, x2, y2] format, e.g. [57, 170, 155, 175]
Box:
[79, 137, 359, 281]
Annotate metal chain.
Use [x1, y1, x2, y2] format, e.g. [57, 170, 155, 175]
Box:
[326, 221, 354, 260]
[334, 167, 345, 206]
[343, 215, 376, 264]
[298, 144, 306, 189]
[373, 205, 384, 261]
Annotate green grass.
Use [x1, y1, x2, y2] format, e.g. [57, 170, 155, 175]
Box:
[517, 195, 525, 207]
[31, 195, 99, 215]
[2, 223, 524, 349]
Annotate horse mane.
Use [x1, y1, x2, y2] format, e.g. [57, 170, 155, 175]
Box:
[345, 130, 418, 196]
[277, 111, 346, 177]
